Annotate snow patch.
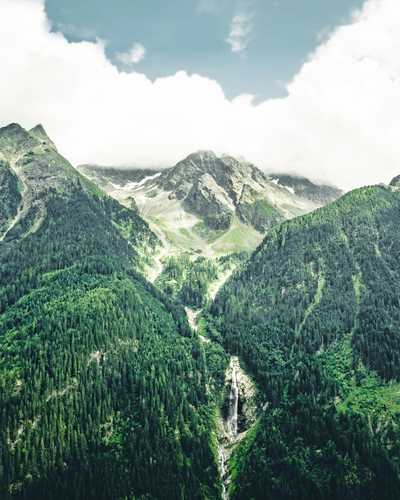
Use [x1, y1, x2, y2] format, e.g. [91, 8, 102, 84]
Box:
[271, 178, 296, 195]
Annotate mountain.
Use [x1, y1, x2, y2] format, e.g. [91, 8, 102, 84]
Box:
[0, 123, 157, 254]
[210, 183, 400, 499]
[269, 173, 343, 205]
[78, 152, 342, 257]
[0, 124, 223, 500]
[78, 163, 160, 191]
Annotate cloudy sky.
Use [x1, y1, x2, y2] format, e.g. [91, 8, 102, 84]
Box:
[0, 0, 399, 189]
[45, 0, 364, 99]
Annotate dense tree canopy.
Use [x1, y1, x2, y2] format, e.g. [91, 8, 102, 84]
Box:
[0, 126, 222, 500]
[211, 186, 400, 500]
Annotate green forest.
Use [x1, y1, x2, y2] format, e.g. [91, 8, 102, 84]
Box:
[211, 186, 400, 499]
[155, 252, 247, 309]
[0, 125, 224, 499]
[3, 123, 400, 500]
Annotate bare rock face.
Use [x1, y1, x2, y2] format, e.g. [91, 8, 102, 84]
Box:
[183, 173, 235, 230]
[269, 173, 343, 205]
[0, 158, 22, 234]
[390, 175, 400, 188]
[78, 152, 343, 256]
[156, 151, 288, 232]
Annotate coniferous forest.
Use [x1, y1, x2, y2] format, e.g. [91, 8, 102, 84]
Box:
[211, 186, 400, 499]
[2, 123, 400, 500]
[0, 124, 223, 499]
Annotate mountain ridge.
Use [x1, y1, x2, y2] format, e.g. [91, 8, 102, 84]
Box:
[0, 124, 222, 499]
[0, 123, 158, 257]
[78, 151, 343, 257]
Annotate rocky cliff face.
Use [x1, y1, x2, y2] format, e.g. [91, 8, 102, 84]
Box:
[78, 152, 343, 256]
[390, 174, 400, 188]
[269, 173, 343, 205]
[0, 158, 21, 234]
[158, 151, 287, 231]
[183, 172, 235, 230]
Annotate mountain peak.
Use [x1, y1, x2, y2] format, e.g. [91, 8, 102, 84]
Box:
[0, 122, 30, 142]
[29, 123, 57, 150]
[189, 150, 218, 160]
[0, 122, 86, 203]
[29, 123, 46, 134]
[180, 150, 219, 170]
[0, 123, 38, 161]
[390, 174, 400, 188]
[0, 122, 25, 133]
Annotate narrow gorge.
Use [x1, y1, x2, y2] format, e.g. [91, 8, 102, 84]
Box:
[183, 301, 258, 499]
[218, 357, 258, 499]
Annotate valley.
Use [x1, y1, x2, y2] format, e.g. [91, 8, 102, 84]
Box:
[2, 123, 400, 500]
[1, 0, 398, 498]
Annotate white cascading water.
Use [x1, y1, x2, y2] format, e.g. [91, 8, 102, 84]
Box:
[219, 356, 257, 500]
[220, 363, 240, 500]
[226, 366, 239, 437]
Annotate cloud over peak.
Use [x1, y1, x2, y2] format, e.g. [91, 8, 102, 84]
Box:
[0, 0, 400, 190]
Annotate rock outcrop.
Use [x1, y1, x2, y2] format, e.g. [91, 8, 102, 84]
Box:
[270, 173, 343, 205]
[390, 174, 400, 188]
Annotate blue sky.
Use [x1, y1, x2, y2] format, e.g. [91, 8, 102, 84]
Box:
[46, 0, 365, 99]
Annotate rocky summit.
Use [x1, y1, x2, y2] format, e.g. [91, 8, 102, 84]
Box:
[79, 151, 342, 257]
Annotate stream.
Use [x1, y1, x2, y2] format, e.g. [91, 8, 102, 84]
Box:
[183, 298, 257, 499]
[227, 365, 239, 437]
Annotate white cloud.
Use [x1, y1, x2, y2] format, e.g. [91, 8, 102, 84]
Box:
[0, 0, 400, 190]
[116, 43, 146, 65]
[226, 12, 253, 55]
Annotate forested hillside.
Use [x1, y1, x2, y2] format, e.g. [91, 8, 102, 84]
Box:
[155, 252, 247, 309]
[4, 121, 400, 500]
[0, 124, 222, 499]
[211, 185, 400, 500]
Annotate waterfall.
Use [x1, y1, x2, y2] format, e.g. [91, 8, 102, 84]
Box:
[226, 365, 239, 437]
[217, 356, 257, 500]
[220, 364, 239, 499]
